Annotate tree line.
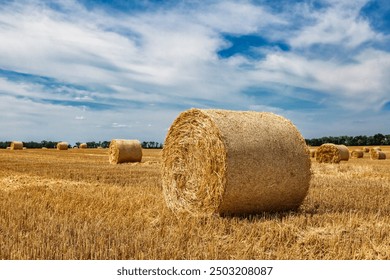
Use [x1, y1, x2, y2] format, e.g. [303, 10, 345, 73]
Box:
[1, 134, 389, 149]
[305, 133, 390, 146]
[0, 140, 163, 149]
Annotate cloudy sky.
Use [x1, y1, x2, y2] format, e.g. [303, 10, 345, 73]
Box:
[1, 0, 390, 144]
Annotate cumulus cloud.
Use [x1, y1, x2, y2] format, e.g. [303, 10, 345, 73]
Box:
[0, 0, 389, 143]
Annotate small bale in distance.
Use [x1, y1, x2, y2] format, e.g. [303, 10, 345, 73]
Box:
[57, 142, 69, 150]
[309, 149, 316, 158]
[162, 108, 311, 216]
[10, 141, 23, 150]
[79, 143, 88, 149]
[108, 139, 142, 164]
[315, 143, 350, 163]
[351, 149, 364, 158]
[370, 149, 386, 160]
[363, 147, 370, 153]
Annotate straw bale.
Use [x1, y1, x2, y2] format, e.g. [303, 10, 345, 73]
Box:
[161, 108, 311, 216]
[370, 149, 386, 160]
[57, 142, 69, 150]
[315, 143, 350, 163]
[108, 139, 142, 164]
[10, 141, 23, 150]
[351, 149, 364, 158]
[362, 147, 370, 153]
[79, 143, 87, 149]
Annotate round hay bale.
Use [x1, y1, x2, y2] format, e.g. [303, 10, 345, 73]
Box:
[79, 143, 87, 149]
[370, 149, 386, 160]
[161, 108, 311, 216]
[362, 147, 370, 153]
[10, 141, 23, 150]
[108, 139, 142, 164]
[351, 149, 364, 158]
[315, 143, 350, 163]
[57, 142, 69, 150]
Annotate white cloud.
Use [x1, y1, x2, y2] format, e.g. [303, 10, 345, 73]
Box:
[289, 0, 381, 48]
[0, 0, 389, 143]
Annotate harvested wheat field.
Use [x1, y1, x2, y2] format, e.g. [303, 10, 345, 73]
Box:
[1, 147, 390, 260]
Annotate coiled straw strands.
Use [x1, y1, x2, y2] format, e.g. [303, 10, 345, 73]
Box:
[57, 142, 69, 150]
[108, 139, 142, 164]
[315, 143, 350, 163]
[10, 141, 23, 150]
[370, 149, 386, 160]
[351, 150, 364, 158]
[162, 109, 311, 216]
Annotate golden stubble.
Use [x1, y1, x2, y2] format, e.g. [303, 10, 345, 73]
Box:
[0, 147, 389, 259]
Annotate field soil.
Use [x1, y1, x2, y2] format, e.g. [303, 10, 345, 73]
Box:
[1, 147, 390, 259]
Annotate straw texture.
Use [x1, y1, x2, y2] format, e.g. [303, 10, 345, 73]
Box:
[108, 139, 142, 164]
[351, 150, 364, 158]
[370, 149, 386, 160]
[79, 143, 87, 149]
[315, 144, 350, 163]
[162, 108, 311, 216]
[10, 141, 23, 150]
[57, 142, 69, 150]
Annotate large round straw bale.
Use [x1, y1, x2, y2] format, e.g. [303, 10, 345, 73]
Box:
[10, 141, 23, 150]
[79, 143, 87, 149]
[315, 143, 350, 163]
[370, 149, 386, 160]
[57, 142, 69, 150]
[161, 109, 311, 216]
[351, 149, 364, 158]
[108, 139, 142, 164]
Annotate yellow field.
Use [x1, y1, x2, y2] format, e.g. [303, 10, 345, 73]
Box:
[1, 147, 390, 260]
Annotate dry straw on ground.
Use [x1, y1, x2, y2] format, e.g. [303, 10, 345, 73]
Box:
[315, 143, 350, 163]
[108, 139, 142, 164]
[370, 148, 386, 160]
[57, 142, 69, 150]
[162, 108, 311, 216]
[79, 143, 88, 149]
[351, 149, 364, 158]
[10, 141, 23, 150]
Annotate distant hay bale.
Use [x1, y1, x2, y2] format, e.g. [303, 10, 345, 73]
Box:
[370, 149, 386, 160]
[108, 139, 142, 164]
[79, 143, 87, 149]
[309, 149, 316, 158]
[56, 142, 69, 150]
[10, 141, 23, 150]
[363, 147, 370, 153]
[162, 108, 311, 216]
[315, 143, 350, 163]
[351, 149, 364, 158]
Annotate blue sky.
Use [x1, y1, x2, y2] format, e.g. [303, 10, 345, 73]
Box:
[1, 0, 390, 144]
